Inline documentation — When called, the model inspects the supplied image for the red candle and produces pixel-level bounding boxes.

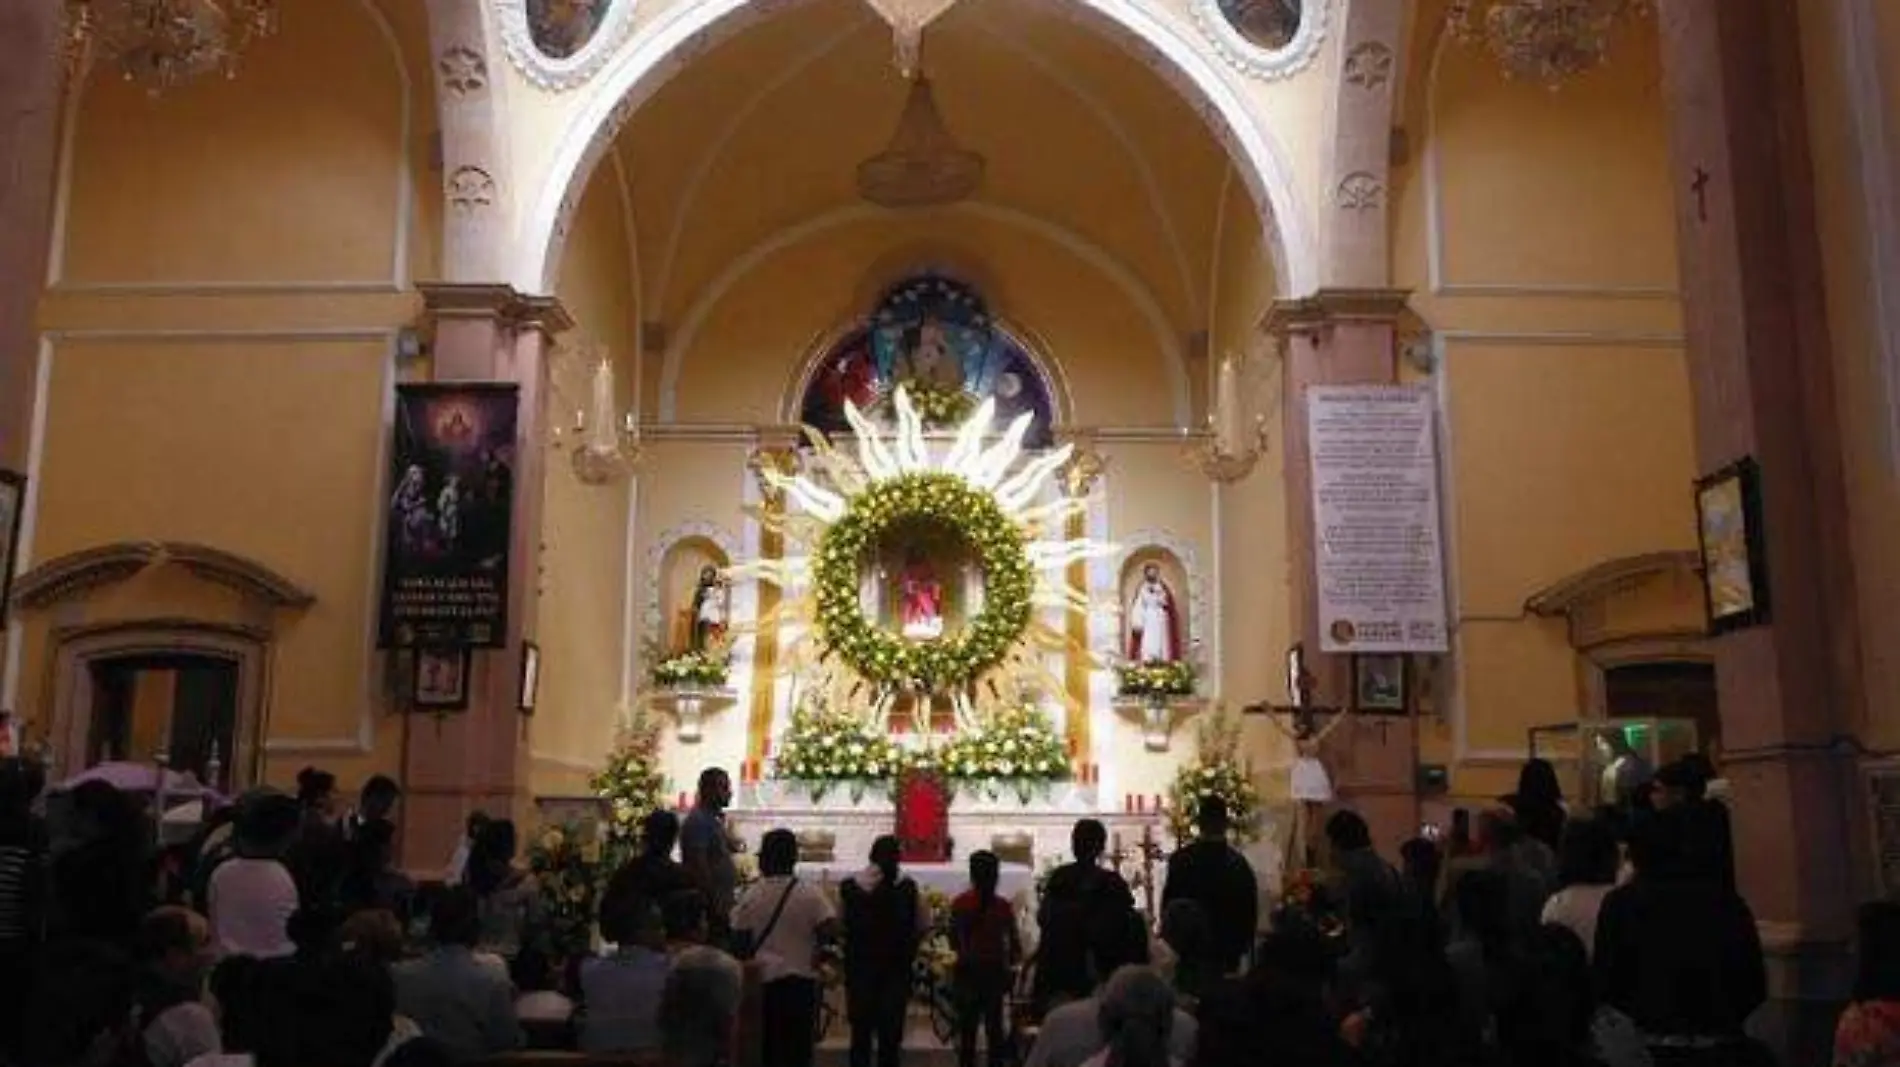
[678,791,689,809]
[1154,793,1164,812]
[1123,793,1132,813]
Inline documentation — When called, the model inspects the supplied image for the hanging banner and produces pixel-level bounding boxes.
[378,383,519,649]
[1307,384,1448,654]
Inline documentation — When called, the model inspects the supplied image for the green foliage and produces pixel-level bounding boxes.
[1166,710,1263,845]
[1116,660,1197,698]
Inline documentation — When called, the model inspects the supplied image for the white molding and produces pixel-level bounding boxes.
[656,200,1191,427]
[515,0,1319,298]
[1190,0,1332,82]
[5,326,401,755]
[1436,330,1685,349]
[530,750,604,773]
[1113,528,1211,669]
[652,19,863,313]
[1837,0,1900,472]
[978,24,1203,324]
[45,0,413,294]
[496,0,642,92]
[1419,24,1678,302]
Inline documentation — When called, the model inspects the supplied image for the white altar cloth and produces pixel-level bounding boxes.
[794,861,1035,903]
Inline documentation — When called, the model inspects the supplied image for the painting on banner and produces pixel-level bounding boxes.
[1307,384,1448,654]
[379,383,520,649]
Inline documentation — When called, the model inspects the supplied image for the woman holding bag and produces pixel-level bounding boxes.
[732,829,838,1067]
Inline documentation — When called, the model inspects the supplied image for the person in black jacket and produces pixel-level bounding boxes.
[1034,819,1135,1012]
[840,835,927,1067]
[1161,797,1257,975]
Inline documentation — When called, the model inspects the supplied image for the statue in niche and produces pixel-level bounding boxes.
[1217,0,1302,51]
[1125,563,1182,663]
[898,552,945,640]
[690,565,728,651]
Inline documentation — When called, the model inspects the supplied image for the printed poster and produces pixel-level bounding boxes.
[379,383,519,648]
[1307,384,1449,653]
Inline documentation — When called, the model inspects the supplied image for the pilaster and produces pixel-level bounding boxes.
[0,5,63,470]
[401,282,571,868]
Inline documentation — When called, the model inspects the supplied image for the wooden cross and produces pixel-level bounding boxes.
[1691,167,1712,222]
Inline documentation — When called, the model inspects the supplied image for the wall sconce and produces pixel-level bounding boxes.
[1184,351,1269,483]
[561,351,641,486]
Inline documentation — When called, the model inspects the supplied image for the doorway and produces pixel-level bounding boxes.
[87,653,240,791]
[1604,660,1720,756]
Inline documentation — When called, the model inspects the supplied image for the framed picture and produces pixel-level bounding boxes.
[1694,457,1771,633]
[517,641,540,714]
[413,647,472,711]
[1353,653,1406,713]
[0,471,21,632]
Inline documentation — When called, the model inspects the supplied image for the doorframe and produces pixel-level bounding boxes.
[47,618,270,789]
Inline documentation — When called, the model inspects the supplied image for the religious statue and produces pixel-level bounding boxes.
[690,565,728,651]
[1125,564,1181,663]
[1593,730,1653,808]
[892,317,964,390]
[436,474,462,548]
[899,553,945,640]
[391,464,433,553]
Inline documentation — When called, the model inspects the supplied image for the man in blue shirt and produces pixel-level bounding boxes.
[680,767,737,942]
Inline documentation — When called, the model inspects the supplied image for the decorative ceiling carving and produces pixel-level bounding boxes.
[1191,0,1331,81]
[495,0,641,92]
[11,540,316,612]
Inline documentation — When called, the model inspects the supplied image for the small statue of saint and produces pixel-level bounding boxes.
[899,553,945,640]
[1125,563,1182,663]
[690,565,727,651]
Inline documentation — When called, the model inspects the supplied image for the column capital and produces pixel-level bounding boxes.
[416,281,575,334]
[1261,287,1417,339]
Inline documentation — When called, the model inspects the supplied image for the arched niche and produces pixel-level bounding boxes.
[785,273,1067,448]
[1118,546,1194,664]
[644,524,740,657]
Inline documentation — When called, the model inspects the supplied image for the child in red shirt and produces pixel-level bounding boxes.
[951,851,1020,1067]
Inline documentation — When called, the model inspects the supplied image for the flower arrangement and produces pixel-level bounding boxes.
[648,637,732,688]
[811,472,1034,691]
[771,699,908,797]
[1276,868,1346,942]
[887,382,976,426]
[526,821,610,956]
[590,705,667,852]
[1166,710,1262,845]
[913,885,959,989]
[931,704,1070,798]
[1116,659,1197,698]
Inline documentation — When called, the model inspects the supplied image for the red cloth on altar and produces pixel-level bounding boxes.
[895,770,950,863]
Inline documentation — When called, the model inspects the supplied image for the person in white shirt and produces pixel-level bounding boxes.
[393,888,523,1060]
[443,810,490,887]
[1539,816,1621,961]
[207,794,301,960]
[580,894,672,1053]
[1079,967,1181,1067]
[732,829,838,1067]
[1026,911,1198,1067]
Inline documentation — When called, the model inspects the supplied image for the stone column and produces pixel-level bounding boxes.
[1656,0,1866,1057]
[401,283,569,868]
[1266,289,1420,853]
[0,7,61,472]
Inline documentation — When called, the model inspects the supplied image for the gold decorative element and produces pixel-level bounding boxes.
[747,446,801,508]
[1447,0,1650,87]
[856,77,985,209]
[1055,431,1108,498]
[63,0,279,94]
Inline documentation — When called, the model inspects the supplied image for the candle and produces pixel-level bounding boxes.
[1123,793,1133,814]
[678,791,689,810]
[1215,354,1242,456]
[588,356,619,453]
[1154,793,1164,812]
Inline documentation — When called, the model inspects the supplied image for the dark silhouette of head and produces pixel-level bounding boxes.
[662,889,709,945]
[1856,901,1900,1003]
[359,775,402,821]
[1072,818,1108,862]
[1324,809,1372,854]
[429,887,482,948]
[870,834,902,882]
[1515,758,1563,807]
[643,809,681,856]
[1196,796,1231,838]
[697,767,731,810]
[1556,817,1620,889]
[760,829,798,877]
[970,850,1001,901]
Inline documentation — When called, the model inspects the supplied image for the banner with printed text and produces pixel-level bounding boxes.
[378,383,519,649]
[1307,384,1448,654]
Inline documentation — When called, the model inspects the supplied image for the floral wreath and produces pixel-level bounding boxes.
[811,471,1033,691]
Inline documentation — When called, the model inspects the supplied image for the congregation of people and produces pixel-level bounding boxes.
[3,751,1899,1067]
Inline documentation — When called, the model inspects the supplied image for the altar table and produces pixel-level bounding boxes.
[794,860,1036,903]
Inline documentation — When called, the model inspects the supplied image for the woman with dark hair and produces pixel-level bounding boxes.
[952,851,1020,1067]
[465,818,543,962]
[841,835,928,1067]
[286,766,347,907]
[340,818,414,919]
[53,780,150,942]
[1834,901,1900,1067]
[733,828,837,1067]
[1508,758,1567,852]
[1541,817,1620,961]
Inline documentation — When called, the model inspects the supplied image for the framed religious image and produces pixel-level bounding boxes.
[0,470,22,632]
[1353,654,1406,713]
[1695,457,1770,633]
[413,647,472,712]
[517,641,540,714]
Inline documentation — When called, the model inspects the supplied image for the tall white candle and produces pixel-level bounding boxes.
[588,355,618,452]
[1216,354,1242,455]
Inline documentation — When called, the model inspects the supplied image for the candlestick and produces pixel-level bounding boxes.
[1215,353,1242,456]
[588,356,619,453]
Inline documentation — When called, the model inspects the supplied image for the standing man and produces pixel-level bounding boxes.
[680,767,738,944]
[343,774,402,841]
[1162,797,1258,975]
[1034,819,1134,1012]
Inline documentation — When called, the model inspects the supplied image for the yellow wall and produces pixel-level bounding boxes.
[1395,17,1701,803]
[16,0,434,792]
[531,167,640,796]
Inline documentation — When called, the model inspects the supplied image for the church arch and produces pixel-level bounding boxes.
[512,0,1318,300]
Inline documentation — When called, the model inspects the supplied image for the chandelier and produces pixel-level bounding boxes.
[856,76,985,209]
[63,0,280,94]
[1447,0,1649,87]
